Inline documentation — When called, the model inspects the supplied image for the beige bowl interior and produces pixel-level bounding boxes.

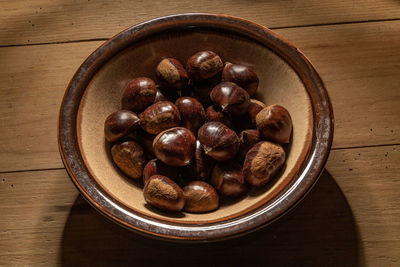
[78,30,312,223]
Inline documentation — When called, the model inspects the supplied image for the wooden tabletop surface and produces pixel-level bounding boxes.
[1,1,400,266]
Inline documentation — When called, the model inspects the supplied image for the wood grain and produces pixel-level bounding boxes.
[0,145,398,266]
[1,0,400,46]
[1,20,399,172]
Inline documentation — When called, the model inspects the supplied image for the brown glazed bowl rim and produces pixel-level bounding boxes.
[58,13,334,242]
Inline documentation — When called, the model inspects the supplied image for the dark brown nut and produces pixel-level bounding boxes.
[210,82,250,116]
[156,58,188,90]
[121,77,157,112]
[153,127,196,167]
[104,110,140,142]
[198,121,239,161]
[211,160,247,197]
[205,105,233,128]
[237,129,261,162]
[111,140,146,179]
[140,101,181,135]
[183,181,219,213]
[256,105,292,144]
[154,86,180,103]
[143,175,185,212]
[175,97,206,134]
[143,159,181,185]
[186,51,223,81]
[221,63,259,96]
[248,99,267,126]
[193,140,215,180]
[243,141,286,187]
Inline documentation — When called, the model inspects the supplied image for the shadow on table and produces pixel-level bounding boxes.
[60,170,363,266]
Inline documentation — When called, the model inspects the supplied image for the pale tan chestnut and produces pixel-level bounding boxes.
[243,141,286,186]
[183,181,219,213]
[143,175,185,212]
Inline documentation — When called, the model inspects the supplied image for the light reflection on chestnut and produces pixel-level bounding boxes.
[186,51,223,81]
[211,160,247,197]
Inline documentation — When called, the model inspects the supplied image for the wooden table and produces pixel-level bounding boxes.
[1,1,399,266]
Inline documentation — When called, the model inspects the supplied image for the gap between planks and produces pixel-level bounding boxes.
[1,17,400,49]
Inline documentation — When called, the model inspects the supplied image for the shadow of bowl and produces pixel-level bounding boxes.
[61,170,362,266]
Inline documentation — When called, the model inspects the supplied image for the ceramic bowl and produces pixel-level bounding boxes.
[58,13,334,242]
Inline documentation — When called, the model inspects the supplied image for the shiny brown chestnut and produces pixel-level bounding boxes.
[183,181,219,213]
[186,51,223,81]
[121,77,157,112]
[237,129,261,162]
[104,110,140,142]
[221,63,259,96]
[156,58,188,90]
[153,127,196,167]
[256,104,293,144]
[248,99,267,126]
[205,105,233,128]
[193,140,215,180]
[211,160,247,197]
[243,141,286,187]
[143,159,181,185]
[143,175,185,212]
[111,140,146,179]
[197,121,239,161]
[140,101,181,135]
[175,97,206,134]
[210,82,250,116]
[154,86,180,103]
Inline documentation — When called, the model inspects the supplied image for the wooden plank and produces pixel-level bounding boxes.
[0,0,400,46]
[0,145,399,266]
[1,20,399,172]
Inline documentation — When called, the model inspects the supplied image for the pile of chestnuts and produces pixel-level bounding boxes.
[104,51,292,213]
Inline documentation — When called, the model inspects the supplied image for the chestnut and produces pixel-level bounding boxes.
[154,86,180,103]
[104,110,140,142]
[256,104,292,144]
[143,175,185,212]
[175,97,206,134]
[248,99,267,126]
[211,160,247,197]
[205,105,233,128]
[237,129,261,162]
[243,141,286,187]
[183,181,219,213]
[156,58,188,90]
[143,159,181,185]
[186,51,223,81]
[111,140,146,179]
[121,77,157,112]
[210,82,250,116]
[140,101,181,135]
[193,140,215,180]
[153,127,196,167]
[197,121,239,161]
[221,63,259,96]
